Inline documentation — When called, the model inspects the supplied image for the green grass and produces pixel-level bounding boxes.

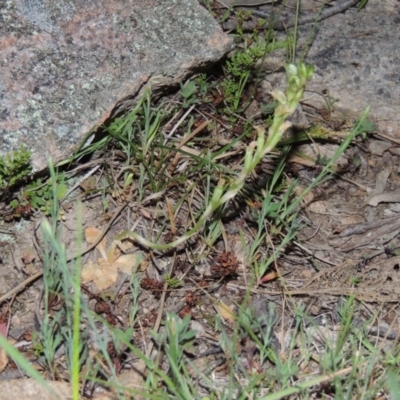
[2,2,396,399]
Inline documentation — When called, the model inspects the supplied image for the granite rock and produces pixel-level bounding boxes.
[0,0,233,171]
[305,0,400,136]
[254,0,399,138]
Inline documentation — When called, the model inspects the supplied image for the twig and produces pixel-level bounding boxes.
[376,132,400,146]
[165,104,196,140]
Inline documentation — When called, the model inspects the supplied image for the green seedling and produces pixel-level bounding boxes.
[353,117,376,139]
[151,314,197,395]
[194,73,210,96]
[21,175,68,218]
[165,274,182,288]
[220,33,286,117]
[358,0,369,10]
[235,8,253,35]
[179,80,198,109]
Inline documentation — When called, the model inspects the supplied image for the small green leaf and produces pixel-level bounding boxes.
[354,118,376,134]
[56,184,68,200]
[180,81,197,99]
[29,199,38,208]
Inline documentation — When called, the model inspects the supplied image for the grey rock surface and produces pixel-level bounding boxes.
[0,0,233,171]
[256,0,399,137]
[305,0,400,136]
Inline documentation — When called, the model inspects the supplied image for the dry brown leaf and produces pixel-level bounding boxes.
[215,302,235,323]
[82,251,141,291]
[139,208,152,219]
[260,271,279,283]
[79,176,97,192]
[21,247,36,264]
[139,259,149,272]
[113,254,140,275]
[85,226,107,259]
[82,228,141,291]
[85,226,102,243]
[81,260,119,291]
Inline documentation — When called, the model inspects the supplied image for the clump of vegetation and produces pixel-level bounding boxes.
[7,174,68,219]
[0,146,31,189]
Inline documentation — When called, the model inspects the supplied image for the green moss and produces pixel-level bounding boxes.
[0,146,32,189]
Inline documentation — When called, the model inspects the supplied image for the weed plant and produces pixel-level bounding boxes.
[0,146,31,190]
